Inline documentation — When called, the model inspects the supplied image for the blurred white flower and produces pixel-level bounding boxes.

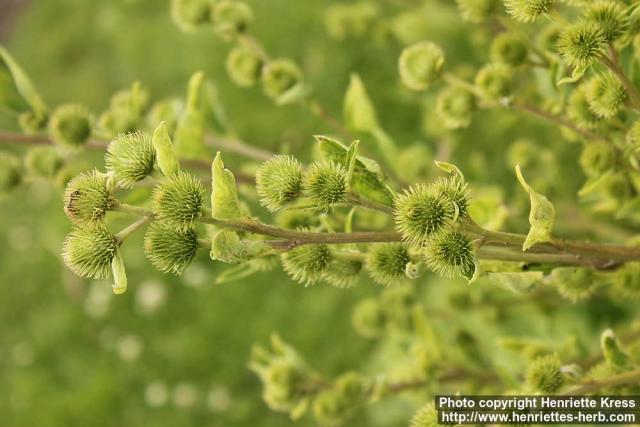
[135,281,167,315]
[145,381,169,407]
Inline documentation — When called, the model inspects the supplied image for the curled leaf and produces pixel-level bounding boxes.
[210,230,271,263]
[111,251,128,295]
[211,152,241,220]
[152,122,180,176]
[516,164,555,251]
[557,64,587,86]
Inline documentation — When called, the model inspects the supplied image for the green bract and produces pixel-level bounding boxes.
[152,171,205,231]
[256,155,303,212]
[62,224,118,279]
[144,222,199,275]
[366,243,411,286]
[302,161,348,211]
[281,244,332,286]
[63,169,114,225]
[105,132,156,188]
[398,41,445,91]
[394,184,458,245]
[48,103,93,147]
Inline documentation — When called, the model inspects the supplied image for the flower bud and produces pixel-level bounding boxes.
[261,59,303,102]
[505,0,554,23]
[435,85,476,129]
[612,262,640,298]
[586,72,627,119]
[456,0,501,23]
[394,184,458,245]
[152,171,205,231]
[526,354,564,393]
[144,222,199,275]
[302,161,348,211]
[579,142,616,177]
[171,0,213,32]
[105,132,156,188]
[63,170,114,225]
[98,109,137,138]
[323,259,362,289]
[539,24,561,54]
[398,41,445,91]
[18,110,48,134]
[281,244,331,286]
[324,2,378,40]
[433,176,469,217]
[474,63,513,101]
[48,103,93,147]
[211,1,252,41]
[410,403,439,427]
[226,46,263,87]
[366,243,411,286]
[558,21,606,69]
[256,155,303,212]
[491,33,528,66]
[351,298,385,338]
[549,267,594,302]
[424,229,476,279]
[0,151,22,194]
[24,146,63,178]
[62,224,118,279]
[584,1,628,43]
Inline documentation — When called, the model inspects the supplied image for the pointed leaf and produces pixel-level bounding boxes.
[152,122,180,176]
[0,46,48,115]
[211,152,241,219]
[344,73,379,133]
[516,165,555,251]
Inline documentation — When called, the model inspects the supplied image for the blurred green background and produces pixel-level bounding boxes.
[0,0,627,426]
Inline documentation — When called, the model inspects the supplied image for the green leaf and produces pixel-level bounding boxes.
[152,122,181,176]
[275,83,311,106]
[111,251,128,295]
[0,46,48,116]
[516,164,555,251]
[557,64,587,86]
[174,71,208,159]
[210,230,271,264]
[344,140,359,184]
[488,271,543,294]
[434,160,464,178]
[211,152,241,220]
[344,73,379,133]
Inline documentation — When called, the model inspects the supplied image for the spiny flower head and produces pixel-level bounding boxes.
[526,354,564,393]
[0,151,22,194]
[394,184,458,245]
[366,243,411,286]
[62,224,118,279]
[105,131,156,188]
[539,24,562,54]
[505,0,554,23]
[152,171,205,231]
[410,402,439,427]
[211,0,253,41]
[323,259,362,289]
[567,84,603,130]
[48,103,93,147]
[456,0,501,23]
[625,121,640,169]
[474,63,513,101]
[586,72,627,119]
[63,169,114,225]
[433,176,469,217]
[584,1,628,43]
[281,243,332,286]
[491,33,529,66]
[144,222,199,275]
[302,161,348,211]
[25,146,63,178]
[256,155,303,212]
[261,59,303,101]
[226,45,263,87]
[435,85,476,129]
[557,21,606,69]
[171,0,213,32]
[399,41,445,91]
[579,141,616,177]
[424,229,476,279]
[550,267,594,302]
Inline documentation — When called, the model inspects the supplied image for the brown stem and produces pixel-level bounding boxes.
[561,368,640,395]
